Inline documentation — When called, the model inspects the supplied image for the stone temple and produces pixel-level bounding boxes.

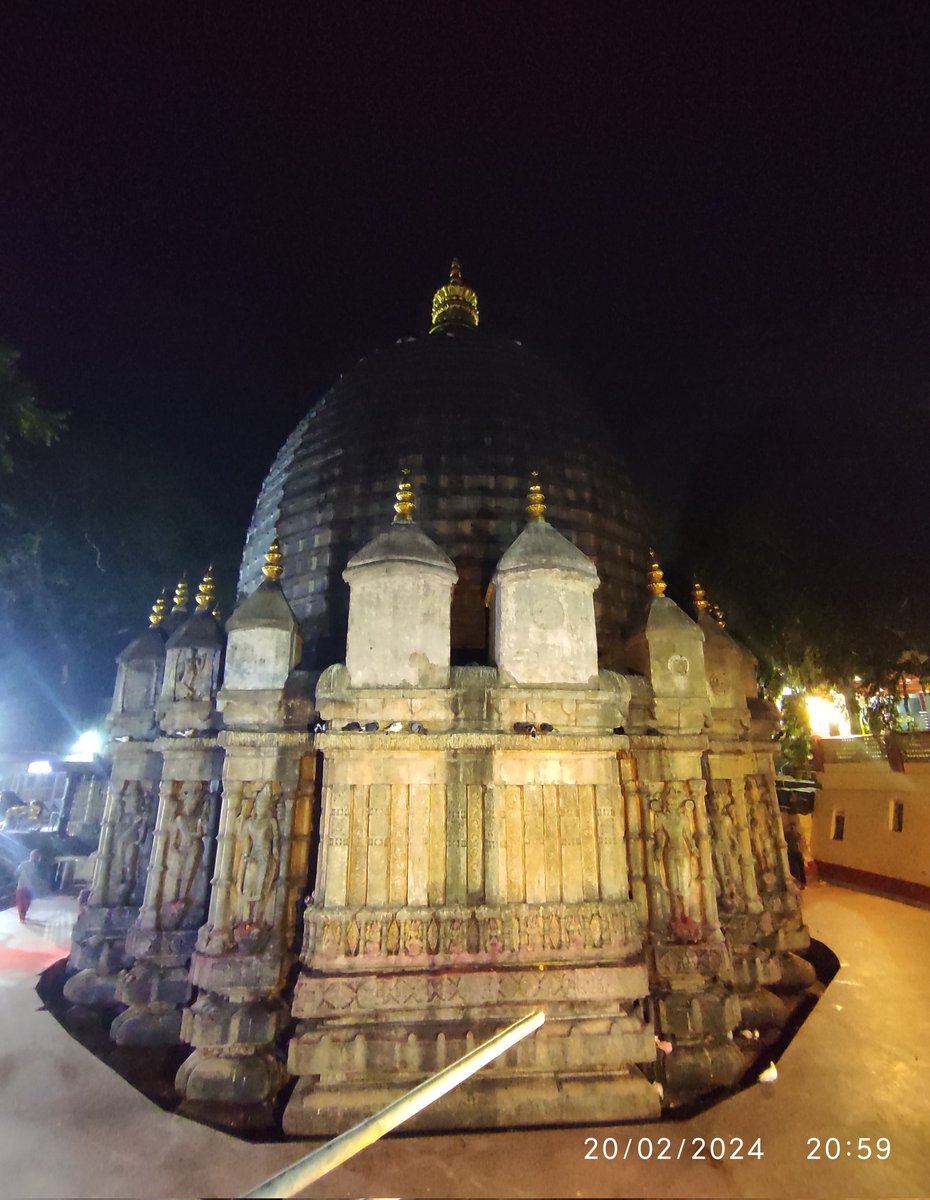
[63,262,815,1134]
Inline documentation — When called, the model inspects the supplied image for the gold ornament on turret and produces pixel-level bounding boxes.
[392,468,415,523]
[195,565,217,611]
[647,550,667,597]
[710,601,726,628]
[262,538,284,582]
[692,580,710,613]
[430,258,479,333]
[149,590,169,627]
[526,471,547,522]
[172,575,189,613]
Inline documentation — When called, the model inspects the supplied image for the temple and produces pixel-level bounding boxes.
[63,262,815,1133]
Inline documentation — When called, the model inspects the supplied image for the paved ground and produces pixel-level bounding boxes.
[0,884,925,1199]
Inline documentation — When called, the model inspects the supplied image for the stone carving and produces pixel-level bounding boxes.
[174,648,214,701]
[650,783,698,922]
[234,783,281,927]
[110,781,153,905]
[304,899,640,967]
[707,781,742,912]
[745,775,778,891]
[162,781,209,919]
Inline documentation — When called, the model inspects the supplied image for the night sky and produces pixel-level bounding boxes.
[1,3,929,748]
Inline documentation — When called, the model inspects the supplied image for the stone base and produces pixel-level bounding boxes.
[772,951,817,992]
[178,1096,279,1134]
[736,988,788,1030]
[67,905,137,979]
[63,968,121,1008]
[283,1067,659,1136]
[659,1040,745,1096]
[110,1002,183,1046]
[176,1048,288,1107]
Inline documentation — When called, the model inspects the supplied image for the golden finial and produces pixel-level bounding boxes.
[212,605,222,621]
[525,471,547,522]
[430,258,479,333]
[392,468,415,523]
[262,538,284,582]
[647,549,667,597]
[692,580,710,613]
[710,602,726,628]
[171,575,189,613]
[195,565,216,611]
[149,589,169,627]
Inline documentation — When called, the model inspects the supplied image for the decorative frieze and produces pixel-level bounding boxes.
[302,898,641,971]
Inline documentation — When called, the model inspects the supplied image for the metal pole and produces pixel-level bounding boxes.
[241,1010,545,1199]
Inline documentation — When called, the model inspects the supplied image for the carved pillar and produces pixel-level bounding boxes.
[64,596,167,1010]
[627,738,742,1100]
[619,754,648,922]
[110,741,223,1044]
[176,732,315,1124]
[64,742,161,1006]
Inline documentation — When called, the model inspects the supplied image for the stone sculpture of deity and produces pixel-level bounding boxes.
[708,781,742,911]
[745,776,777,888]
[112,782,150,904]
[651,785,698,919]
[162,781,208,912]
[175,648,212,701]
[234,784,281,926]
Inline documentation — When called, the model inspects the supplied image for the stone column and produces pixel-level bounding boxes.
[111,575,226,1044]
[64,742,161,1006]
[64,596,167,1009]
[624,737,743,1100]
[110,740,223,1043]
[174,541,316,1125]
[176,732,315,1126]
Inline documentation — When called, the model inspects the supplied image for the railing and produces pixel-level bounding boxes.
[813,731,930,773]
[241,1009,546,1199]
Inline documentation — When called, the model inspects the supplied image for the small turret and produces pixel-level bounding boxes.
[342,471,458,688]
[489,474,600,687]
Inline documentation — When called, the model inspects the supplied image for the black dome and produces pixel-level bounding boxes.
[239,330,650,669]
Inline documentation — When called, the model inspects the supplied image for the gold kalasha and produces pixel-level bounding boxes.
[392,469,415,523]
[647,550,668,597]
[526,471,547,522]
[196,565,217,611]
[430,258,479,333]
[262,538,284,582]
[149,590,169,627]
[172,575,189,613]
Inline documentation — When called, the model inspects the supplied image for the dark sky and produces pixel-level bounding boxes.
[1,2,929,744]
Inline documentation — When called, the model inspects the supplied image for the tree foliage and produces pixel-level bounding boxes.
[0,341,66,472]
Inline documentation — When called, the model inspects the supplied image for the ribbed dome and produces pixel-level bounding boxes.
[238,330,651,669]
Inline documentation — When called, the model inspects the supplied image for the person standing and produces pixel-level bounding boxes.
[15,849,43,922]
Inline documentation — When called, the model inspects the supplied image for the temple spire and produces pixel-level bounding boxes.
[647,550,667,597]
[525,471,547,522]
[149,589,169,627]
[430,258,479,333]
[195,565,217,612]
[171,575,189,613]
[262,538,284,583]
[692,580,710,613]
[392,468,415,523]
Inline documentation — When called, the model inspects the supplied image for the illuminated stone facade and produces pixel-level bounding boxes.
[64,265,814,1132]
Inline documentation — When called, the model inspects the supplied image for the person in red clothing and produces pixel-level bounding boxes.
[14,850,42,922]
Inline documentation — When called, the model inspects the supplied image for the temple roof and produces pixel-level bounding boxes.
[239,276,650,668]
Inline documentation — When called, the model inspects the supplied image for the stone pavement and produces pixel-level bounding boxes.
[0,885,925,1199]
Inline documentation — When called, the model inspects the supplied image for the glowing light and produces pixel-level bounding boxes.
[27,760,53,775]
[67,730,102,761]
[805,692,852,738]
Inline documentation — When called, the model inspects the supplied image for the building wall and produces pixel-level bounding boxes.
[811,742,930,899]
